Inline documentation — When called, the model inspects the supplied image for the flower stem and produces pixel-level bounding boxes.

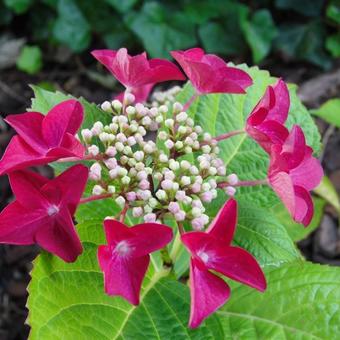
[119,203,129,223]
[79,193,112,204]
[218,178,268,188]
[183,93,198,111]
[57,154,102,163]
[212,129,245,143]
[177,222,185,235]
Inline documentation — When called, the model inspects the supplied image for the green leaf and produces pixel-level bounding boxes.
[275,21,332,69]
[177,65,321,208]
[30,85,112,131]
[27,221,222,339]
[241,9,278,63]
[326,34,340,58]
[53,0,91,52]
[311,98,340,127]
[4,0,33,14]
[16,45,42,75]
[272,197,326,242]
[105,0,137,13]
[314,176,340,214]
[326,0,340,24]
[218,261,340,339]
[124,2,197,58]
[275,0,324,17]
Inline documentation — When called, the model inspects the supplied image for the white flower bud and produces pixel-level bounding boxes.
[105,146,117,157]
[123,146,132,155]
[217,166,227,176]
[175,190,186,201]
[227,174,239,186]
[159,105,168,113]
[192,207,202,218]
[118,115,128,125]
[132,207,143,218]
[92,121,104,135]
[81,129,92,142]
[115,142,124,152]
[92,185,105,195]
[127,136,136,146]
[155,115,163,123]
[158,131,168,140]
[156,190,167,200]
[144,213,157,223]
[115,196,126,207]
[126,106,136,115]
[184,137,194,146]
[173,102,183,112]
[172,182,179,191]
[165,119,174,128]
[88,145,99,156]
[149,198,158,208]
[202,145,211,154]
[202,183,211,192]
[180,160,190,170]
[164,140,174,149]
[135,162,145,171]
[138,126,146,136]
[112,99,122,112]
[144,167,152,175]
[161,179,173,190]
[192,141,200,150]
[124,93,135,104]
[109,123,119,133]
[224,186,236,196]
[118,168,128,177]
[120,155,128,164]
[159,154,168,163]
[142,116,152,126]
[176,111,188,122]
[89,163,102,181]
[186,118,194,127]
[154,172,163,181]
[189,165,199,175]
[199,160,210,170]
[108,185,116,194]
[178,126,187,135]
[101,101,112,112]
[209,179,217,189]
[169,159,180,171]
[168,202,180,214]
[109,168,119,179]
[144,205,153,213]
[181,176,191,186]
[175,210,186,221]
[208,167,217,176]
[164,170,175,181]
[149,107,158,117]
[134,151,145,162]
[175,141,183,150]
[138,190,151,201]
[122,176,131,185]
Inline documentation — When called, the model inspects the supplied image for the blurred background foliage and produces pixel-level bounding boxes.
[0,0,339,75]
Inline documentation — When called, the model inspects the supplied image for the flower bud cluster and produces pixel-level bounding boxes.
[82,87,236,231]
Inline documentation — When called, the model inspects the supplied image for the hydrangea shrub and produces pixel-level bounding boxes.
[0,48,339,339]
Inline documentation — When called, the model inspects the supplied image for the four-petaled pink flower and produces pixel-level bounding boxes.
[91,48,185,93]
[181,199,266,328]
[268,125,323,226]
[0,164,88,262]
[0,99,85,175]
[171,48,252,95]
[98,219,173,305]
[246,79,289,153]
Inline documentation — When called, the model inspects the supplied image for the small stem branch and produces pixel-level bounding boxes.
[170,231,182,263]
[183,93,198,111]
[57,154,102,163]
[80,193,112,204]
[119,203,129,223]
[209,129,245,144]
[177,222,185,235]
[218,178,268,188]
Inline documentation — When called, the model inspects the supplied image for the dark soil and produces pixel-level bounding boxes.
[0,54,340,339]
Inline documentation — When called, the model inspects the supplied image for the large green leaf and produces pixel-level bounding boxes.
[218,261,340,339]
[311,98,340,128]
[177,64,321,208]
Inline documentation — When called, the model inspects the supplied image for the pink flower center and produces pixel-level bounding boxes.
[197,250,209,264]
[114,241,131,257]
[47,205,59,216]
